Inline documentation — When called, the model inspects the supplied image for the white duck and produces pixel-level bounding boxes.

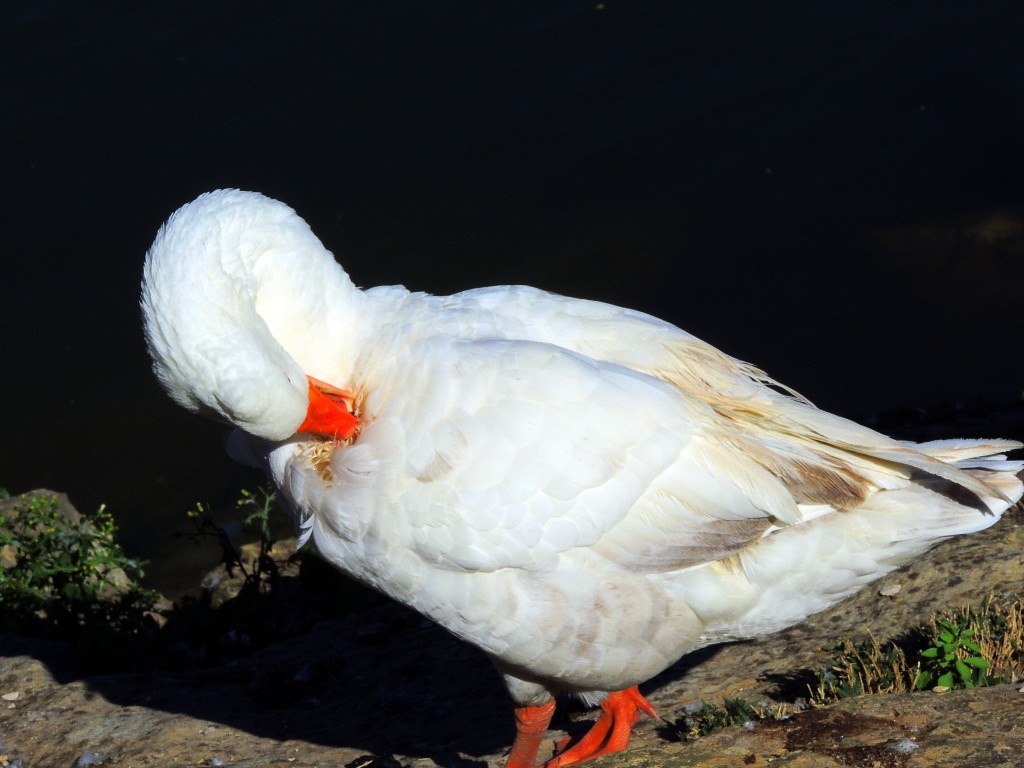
[142,189,1023,768]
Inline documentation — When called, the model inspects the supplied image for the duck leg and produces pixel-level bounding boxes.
[505,700,556,768]
[541,687,656,768]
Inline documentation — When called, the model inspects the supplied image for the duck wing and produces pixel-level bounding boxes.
[441,285,1018,512]
[334,331,935,582]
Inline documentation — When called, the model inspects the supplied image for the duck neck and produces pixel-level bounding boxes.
[243,231,368,389]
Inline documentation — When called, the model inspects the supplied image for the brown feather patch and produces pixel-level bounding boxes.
[618,517,773,573]
[767,458,870,508]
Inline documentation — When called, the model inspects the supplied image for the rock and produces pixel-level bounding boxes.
[200,539,302,610]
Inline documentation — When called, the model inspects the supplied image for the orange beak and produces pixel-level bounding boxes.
[296,376,359,439]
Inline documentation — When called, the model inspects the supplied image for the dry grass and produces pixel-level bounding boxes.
[960,598,1024,684]
[301,440,337,482]
[811,597,1024,705]
[811,634,919,703]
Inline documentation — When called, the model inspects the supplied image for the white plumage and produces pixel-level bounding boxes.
[142,189,1023,768]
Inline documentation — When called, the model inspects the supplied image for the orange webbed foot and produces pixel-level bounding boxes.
[541,687,656,768]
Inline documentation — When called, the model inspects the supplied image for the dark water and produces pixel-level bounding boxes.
[4,1,1024,595]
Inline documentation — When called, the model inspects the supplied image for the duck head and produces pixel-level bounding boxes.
[141,189,359,442]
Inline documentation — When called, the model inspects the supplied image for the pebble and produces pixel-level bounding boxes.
[74,752,106,767]
[890,738,918,754]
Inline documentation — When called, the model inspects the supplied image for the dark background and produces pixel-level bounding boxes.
[3,1,1023,594]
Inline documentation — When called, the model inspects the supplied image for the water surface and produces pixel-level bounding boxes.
[3,1,1023,594]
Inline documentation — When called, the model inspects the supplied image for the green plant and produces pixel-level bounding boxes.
[171,485,310,661]
[186,485,280,595]
[915,616,991,690]
[0,493,159,646]
[238,486,275,547]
